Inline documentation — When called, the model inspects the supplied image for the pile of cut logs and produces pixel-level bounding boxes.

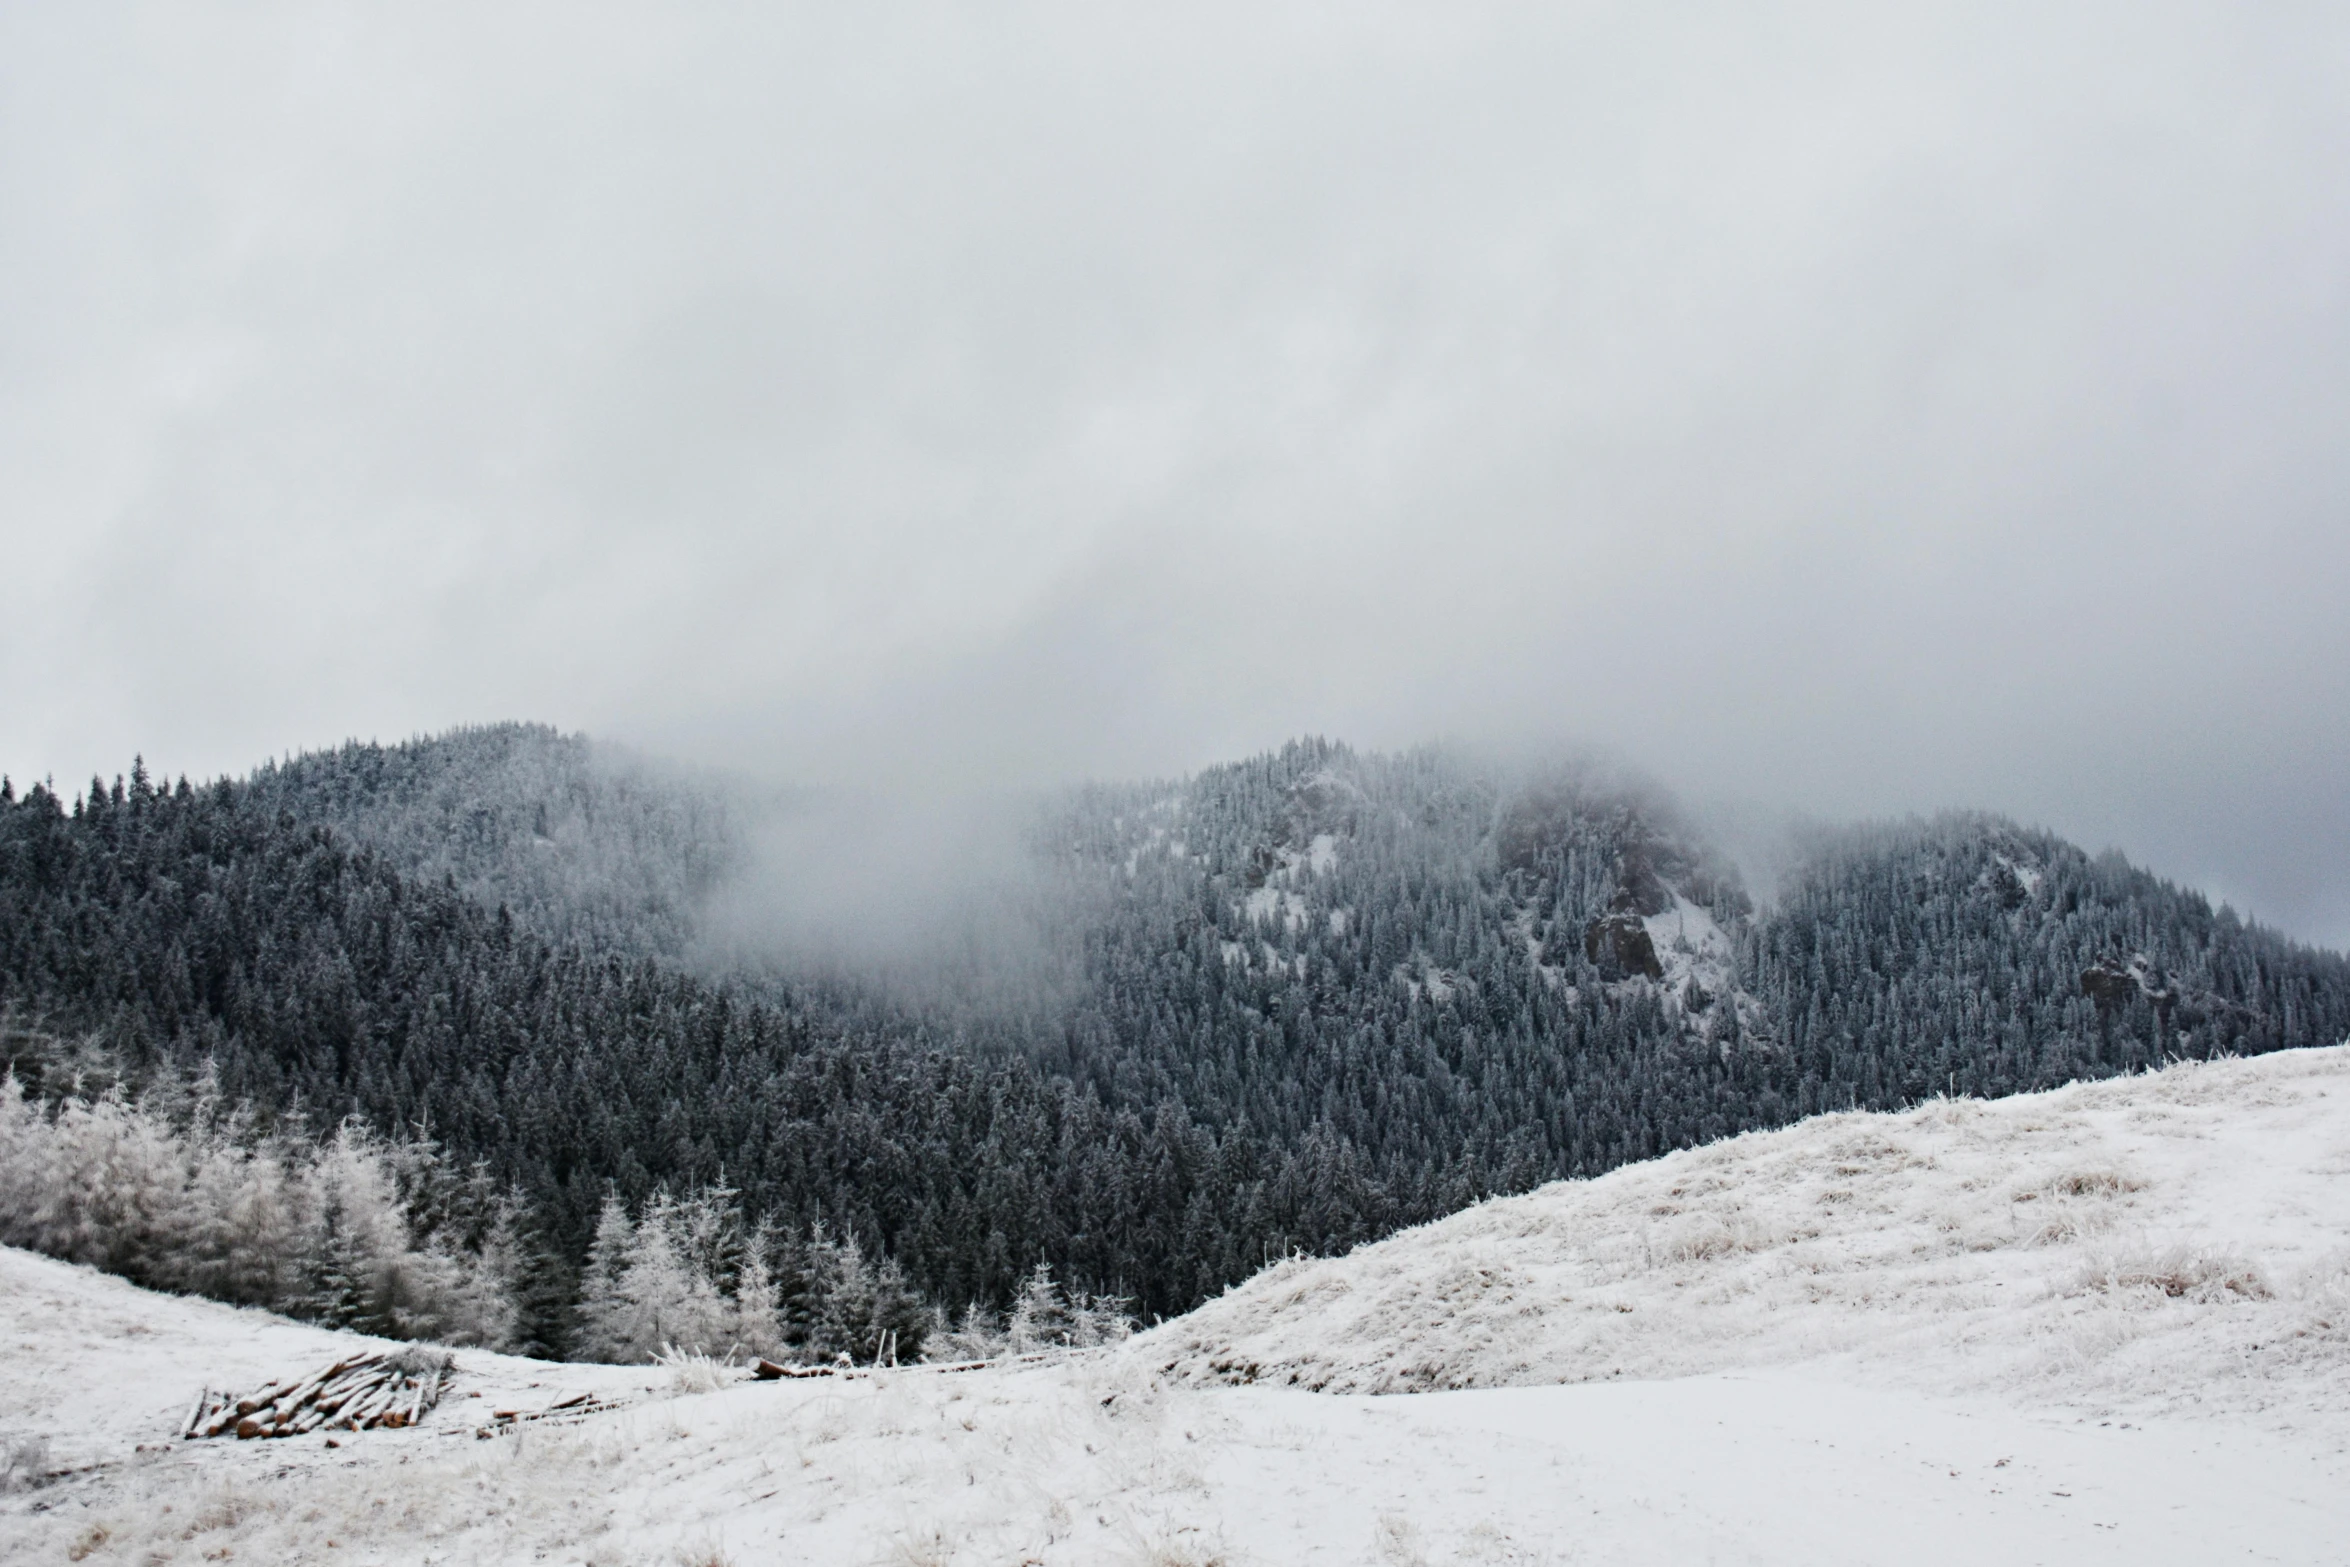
[183,1352,449,1440]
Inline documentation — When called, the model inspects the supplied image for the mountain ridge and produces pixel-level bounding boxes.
[3,723,2344,1351]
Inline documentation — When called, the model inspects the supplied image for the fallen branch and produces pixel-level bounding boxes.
[470,1391,621,1439]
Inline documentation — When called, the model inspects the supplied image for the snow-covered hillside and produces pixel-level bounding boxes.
[1147,1045,2350,1415]
[4,1049,2347,1565]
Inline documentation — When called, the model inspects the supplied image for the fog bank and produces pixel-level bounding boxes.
[3,4,2346,941]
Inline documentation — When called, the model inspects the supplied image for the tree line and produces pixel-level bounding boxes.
[4,730,2346,1358]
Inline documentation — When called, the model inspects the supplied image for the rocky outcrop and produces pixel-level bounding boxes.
[1495,774,1752,923]
[2079,960,2139,1009]
[2080,954,2179,1019]
[1584,902,1664,981]
[1244,770,1364,888]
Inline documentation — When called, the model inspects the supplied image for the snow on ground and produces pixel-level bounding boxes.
[1152,1046,2350,1416]
[1304,834,1339,875]
[1640,893,1733,1000]
[5,1048,2349,1564]
[1243,885,1309,935]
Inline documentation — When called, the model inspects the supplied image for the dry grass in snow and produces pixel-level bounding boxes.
[1146,1045,2350,1426]
[4,1047,2348,1565]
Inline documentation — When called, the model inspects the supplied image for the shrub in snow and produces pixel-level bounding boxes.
[2299,1252,2350,1336]
[929,1302,1008,1362]
[655,1345,739,1394]
[1660,1214,1776,1263]
[2074,1245,2274,1304]
[0,1434,50,1494]
[2040,1169,2147,1199]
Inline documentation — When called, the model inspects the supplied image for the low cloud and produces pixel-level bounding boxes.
[3,3,2345,942]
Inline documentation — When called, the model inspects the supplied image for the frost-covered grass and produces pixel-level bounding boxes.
[6,1047,2349,1565]
[1145,1047,2350,1434]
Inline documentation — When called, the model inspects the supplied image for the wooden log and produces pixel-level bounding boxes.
[322,1352,383,1387]
[318,1369,390,1416]
[233,1381,282,1417]
[337,1366,395,1403]
[379,1379,417,1429]
[182,1389,210,1440]
[277,1358,348,1414]
[350,1378,404,1428]
[312,1366,372,1405]
[198,1400,243,1439]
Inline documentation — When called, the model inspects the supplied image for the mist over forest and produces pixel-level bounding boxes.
[5,13,2348,1561]
[5,723,2344,1363]
[3,0,2347,1372]
[8,4,2350,954]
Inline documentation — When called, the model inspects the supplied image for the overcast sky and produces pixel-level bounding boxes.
[3,3,2347,943]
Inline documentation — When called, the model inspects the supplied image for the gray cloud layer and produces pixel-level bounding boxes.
[4,3,2347,941]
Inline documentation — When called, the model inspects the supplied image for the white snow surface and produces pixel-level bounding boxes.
[1151,1046,2350,1407]
[1994,851,2047,898]
[1305,833,1339,875]
[1243,884,1309,935]
[1640,891,1739,1014]
[6,1049,2349,1565]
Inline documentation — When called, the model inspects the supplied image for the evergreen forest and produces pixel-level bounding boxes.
[4,725,2346,1360]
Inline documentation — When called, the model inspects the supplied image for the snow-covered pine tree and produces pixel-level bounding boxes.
[732,1218,784,1359]
[931,1302,1007,1362]
[305,1196,372,1331]
[806,1229,877,1363]
[1006,1261,1075,1352]
[868,1255,928,1364]
[571,1192,636,1362]
[436,1200,526,1351]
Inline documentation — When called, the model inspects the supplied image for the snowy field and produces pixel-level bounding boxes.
[4,1047,2348,1565]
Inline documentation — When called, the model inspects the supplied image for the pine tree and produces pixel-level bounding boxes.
[306,1197,372,1330]
[573,1192,636,1361]
[1006,1262,1075,1353]
[732,1221,785,1359]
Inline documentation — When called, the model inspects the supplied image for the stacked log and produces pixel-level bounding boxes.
[183,1352,452,1440]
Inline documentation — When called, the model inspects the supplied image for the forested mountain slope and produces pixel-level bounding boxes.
[1750,815,2343,1099]
[235,725,744,961]
[2,730,2345,1354]
[0,766,1303,1331]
